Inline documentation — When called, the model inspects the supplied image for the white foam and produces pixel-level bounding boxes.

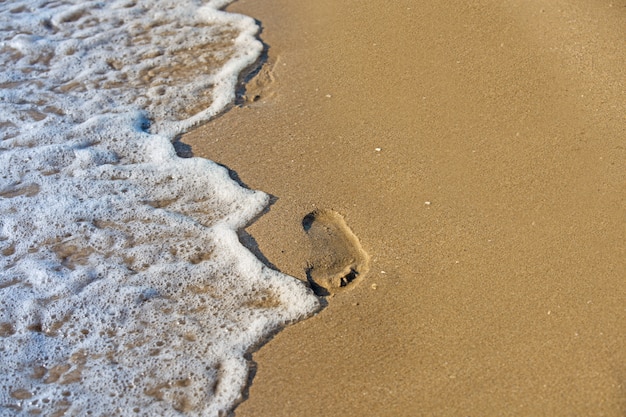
[0,1,319,415]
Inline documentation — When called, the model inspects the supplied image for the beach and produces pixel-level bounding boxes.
[184,0,626,415]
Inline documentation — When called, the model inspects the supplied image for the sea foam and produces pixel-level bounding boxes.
[0,1,319,415]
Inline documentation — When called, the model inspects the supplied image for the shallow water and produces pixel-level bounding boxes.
[0,1,319,415]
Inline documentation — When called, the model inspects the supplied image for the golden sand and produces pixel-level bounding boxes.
[184,0,626,415]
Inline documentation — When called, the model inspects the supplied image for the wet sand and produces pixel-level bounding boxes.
[184,0,626,415]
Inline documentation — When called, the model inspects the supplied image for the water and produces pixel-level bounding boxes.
[0,1,319,415]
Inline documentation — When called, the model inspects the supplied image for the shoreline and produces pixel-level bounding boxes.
[185,0,626,415]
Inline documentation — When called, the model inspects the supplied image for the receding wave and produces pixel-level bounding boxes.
[0,1,319,415]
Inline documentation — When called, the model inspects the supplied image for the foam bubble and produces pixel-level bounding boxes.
[0,1,319,415]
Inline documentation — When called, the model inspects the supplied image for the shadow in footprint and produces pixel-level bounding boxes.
[172,138,194,158]
[302,209,369,296]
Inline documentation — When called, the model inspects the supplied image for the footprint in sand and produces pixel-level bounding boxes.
[240,57,277,104]
[302,209,369,296]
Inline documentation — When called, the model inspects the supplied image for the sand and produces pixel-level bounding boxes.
[183,0,626,415]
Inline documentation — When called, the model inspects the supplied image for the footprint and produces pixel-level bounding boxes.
[240,57,277,105]
[302,209,369,296]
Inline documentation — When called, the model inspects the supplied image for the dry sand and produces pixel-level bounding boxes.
[184,0,626,415]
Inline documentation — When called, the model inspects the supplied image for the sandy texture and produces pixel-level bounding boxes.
[184,0,626,415]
